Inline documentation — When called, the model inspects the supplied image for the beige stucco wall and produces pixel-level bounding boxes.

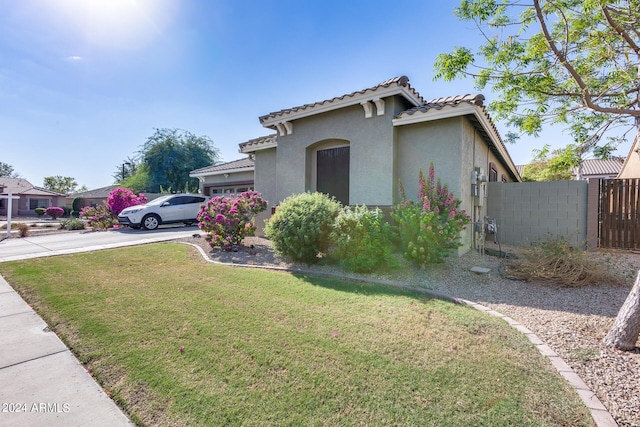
[394,117,516,253]
[273,97,409,206]
[618,154,640,178]
[253,148,277,234]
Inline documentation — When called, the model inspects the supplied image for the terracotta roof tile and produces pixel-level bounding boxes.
[398,94,485,117]
[259,76,423,124]
[190,157,255,175]
[0,177,66,196]
[238,134,278,153]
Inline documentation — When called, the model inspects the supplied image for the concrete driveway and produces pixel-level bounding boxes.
[0,225,200,262]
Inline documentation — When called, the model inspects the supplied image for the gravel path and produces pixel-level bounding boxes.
[182,234,640,427]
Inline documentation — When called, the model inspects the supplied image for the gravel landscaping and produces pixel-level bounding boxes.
[181,234,640,427]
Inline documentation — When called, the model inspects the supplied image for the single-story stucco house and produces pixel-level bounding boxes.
[194,76,521,253]
[0,177,67,217]
[66,185,119,208]
[190,156,256,196]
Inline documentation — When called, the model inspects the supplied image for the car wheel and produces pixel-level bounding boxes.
[142,214,160,230]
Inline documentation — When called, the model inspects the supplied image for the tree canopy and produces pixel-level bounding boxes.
[434,0,640,155]
[43,176,85,194]
[140,128,220,193]
[521,144,580,181]
[0,162,19,178]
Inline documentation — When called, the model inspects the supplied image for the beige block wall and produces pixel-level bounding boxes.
[486,181,589,247]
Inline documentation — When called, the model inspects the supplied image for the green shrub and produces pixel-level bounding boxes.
[80,204,117,230]
[62,206,72,218]
[59,218,85,231]
[35,208,46,216]
[264,192,341,263]
[330,205,397,273]
[392,163,470,267]
[72,197,88,213]
[44,206,64,220]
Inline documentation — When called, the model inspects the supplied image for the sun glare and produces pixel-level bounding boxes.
[48,0,176,51]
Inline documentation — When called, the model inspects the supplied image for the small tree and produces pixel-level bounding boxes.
[197,191,267,251]
[43,176,82,194]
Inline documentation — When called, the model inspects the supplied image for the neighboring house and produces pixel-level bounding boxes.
[517,158,623,181]
[190,156,256,196]
[0,177,67,217]
[618,133,640,178]
[237,76,520,253]
[66,185,118,208]
[573,158,624,180]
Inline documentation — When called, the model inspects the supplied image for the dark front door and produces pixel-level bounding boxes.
[317,146,349,205]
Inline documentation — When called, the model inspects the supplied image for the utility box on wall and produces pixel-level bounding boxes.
[472,167,487,207]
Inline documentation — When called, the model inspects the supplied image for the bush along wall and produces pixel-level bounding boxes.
[392,163,470,268]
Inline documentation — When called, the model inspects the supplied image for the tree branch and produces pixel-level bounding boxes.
[602,4,640,54]
[534,0,640,117]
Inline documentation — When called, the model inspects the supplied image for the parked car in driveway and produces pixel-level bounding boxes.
[118,194,209,230]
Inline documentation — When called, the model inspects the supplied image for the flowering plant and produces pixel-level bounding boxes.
[392,163,470,267]
[44,206,64,220]
[197,191,267,251]
[80,204,117,230]
[107,188,147,216]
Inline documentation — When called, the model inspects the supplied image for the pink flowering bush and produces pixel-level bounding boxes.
[197,191,267,251]
[107,188,147,216]
[44,206,64,220]
[80,204,117,230]
[391,163,470,267]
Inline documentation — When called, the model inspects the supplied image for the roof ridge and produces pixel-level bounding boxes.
[259,76,423,124]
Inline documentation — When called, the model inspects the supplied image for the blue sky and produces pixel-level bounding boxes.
[1,0,633,190]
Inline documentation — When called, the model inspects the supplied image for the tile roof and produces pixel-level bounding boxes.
[259,76,424,125]
[190,157,255,175]
[0,177,66,196]
[238,134,278,154]
[399,94,486,116]
[68,185,118,199]
[578,158,624,176]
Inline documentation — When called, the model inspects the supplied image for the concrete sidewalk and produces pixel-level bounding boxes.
[0,229,198,426]
[0,276,132,426]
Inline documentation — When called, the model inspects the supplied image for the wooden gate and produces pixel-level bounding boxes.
[599,178,640,249]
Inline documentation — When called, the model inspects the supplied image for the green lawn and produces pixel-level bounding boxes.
[0,243,594,426]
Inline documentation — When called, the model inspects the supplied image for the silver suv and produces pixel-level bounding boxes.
[118,194,209,230]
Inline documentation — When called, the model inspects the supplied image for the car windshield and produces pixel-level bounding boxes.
[145,195,174,206]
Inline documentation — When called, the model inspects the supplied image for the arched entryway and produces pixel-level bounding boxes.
[307,140,350,205]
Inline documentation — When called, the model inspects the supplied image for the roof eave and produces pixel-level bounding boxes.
[239,140,278,154]
[260,85,422,128]
[190,166,255,178]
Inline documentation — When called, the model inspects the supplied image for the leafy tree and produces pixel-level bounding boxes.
[435,0,640,350]
[434,0,640,155]
[43,176,84,194]
[119,164,150,194]
[140,128,220,193]
[521,144,580,181]
[0,162,19,178]
[113,156,140,183]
